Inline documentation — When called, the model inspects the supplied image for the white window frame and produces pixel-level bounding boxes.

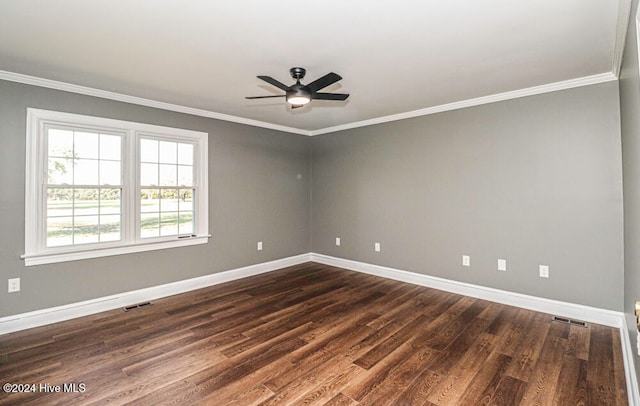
[23,108,209,266]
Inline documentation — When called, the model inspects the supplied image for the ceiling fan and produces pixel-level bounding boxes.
[245,67,349,109]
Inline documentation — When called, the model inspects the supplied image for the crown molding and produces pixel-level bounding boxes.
[613,0,633,77]
[0,70,617,137]
[0,70,311,136]
[310,72,618,136]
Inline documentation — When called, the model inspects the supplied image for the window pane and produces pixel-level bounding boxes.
[161,189,179,211]
[74,159,99,185]
[178,143,193,165]
[74,131,99,159]
[100,189,121,214]
[100,215,121,242]
[74,189,99,216]
[159,141,177,164]
[178,165,193,186]
[100,160,121,185]
[47,216,73,247]
[141,163,158,186]
[159,164,177,186]
[47,188,73,217]
[100,134,121,160]
[179,189,193,212]
[140,139,158,162]
[141,212,160,238]
[48,158,73,185]
[178,213,193,235]
[74,215,100,244]
[141,189,160,213]
[160,213,178,236]
[48,128,73,157]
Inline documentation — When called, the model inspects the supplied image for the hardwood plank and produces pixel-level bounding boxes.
[356,345,439,405]
[566,323,591,360]
[456,351,513,405]
[257,355,363,406]
[353,313,433,370]
[322,392,358,406]
[519,322,568,405]
[191,359,291,406]
[295,363,363,405]
[364,285,435,330]
[587,323,621,405]
[425,332,499,405]
[343,340,431,402]
[423,299,490,351]
[495,308,537,357]
[219,384,275,406]
[612,328,629,405]
[426,316,494,375]
[264,348,334,391]
[488,375,527,406]
[503,313,550,381]
[0,262,628,405]
[190,336,307,397]
[411,296,479,350]
[394,368,443,406]
[553,356,588,406]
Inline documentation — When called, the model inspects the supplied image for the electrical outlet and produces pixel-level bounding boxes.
[257,241,263,251]
[539,265,549,278]
[462,255,470,267]
[8,278,20,293]
[498,259,506,271]
[374,242,381,252]
[336,237,341,246]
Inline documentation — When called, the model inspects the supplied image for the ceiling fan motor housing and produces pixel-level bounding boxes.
[290,67,306,80]
[287,83,311,102]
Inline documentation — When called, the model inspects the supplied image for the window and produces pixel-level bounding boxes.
[23,109,208,266]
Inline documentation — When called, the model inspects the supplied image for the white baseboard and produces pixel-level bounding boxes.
[621,315,640,406]
[310,252,639,405]
[311,253,622,327]
[1,251,637,405]
[0,253,312,335]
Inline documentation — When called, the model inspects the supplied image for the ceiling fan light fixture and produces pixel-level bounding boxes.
[286,95,311,105]
[286,86,311,105]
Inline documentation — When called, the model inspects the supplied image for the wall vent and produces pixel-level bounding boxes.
[552,315,587,328]
[123,302,152,312]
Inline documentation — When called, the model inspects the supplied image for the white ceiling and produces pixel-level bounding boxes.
[0,1,631,134]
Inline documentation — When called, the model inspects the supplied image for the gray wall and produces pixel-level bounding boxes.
[311,81,624,311]
[620,0,640,384]
[0,69,627,320]
[0,79,311,317]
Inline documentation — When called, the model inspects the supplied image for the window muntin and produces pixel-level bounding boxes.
[24,109,209,266]
[139,137,196,239]
[45,126,123,247]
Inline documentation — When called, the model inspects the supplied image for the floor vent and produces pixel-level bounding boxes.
[123,302,152,312]
[552,315,587,328]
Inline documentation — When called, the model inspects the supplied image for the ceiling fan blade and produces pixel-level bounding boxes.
[257,76,290,91]
[291,104,305,109]
[245,95,286,99]
[306,72,342,93]
[312,92,349,101]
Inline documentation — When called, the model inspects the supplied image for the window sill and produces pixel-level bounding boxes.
[21,235,211,266]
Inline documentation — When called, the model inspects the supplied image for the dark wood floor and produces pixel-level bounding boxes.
[0,262,628,405]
